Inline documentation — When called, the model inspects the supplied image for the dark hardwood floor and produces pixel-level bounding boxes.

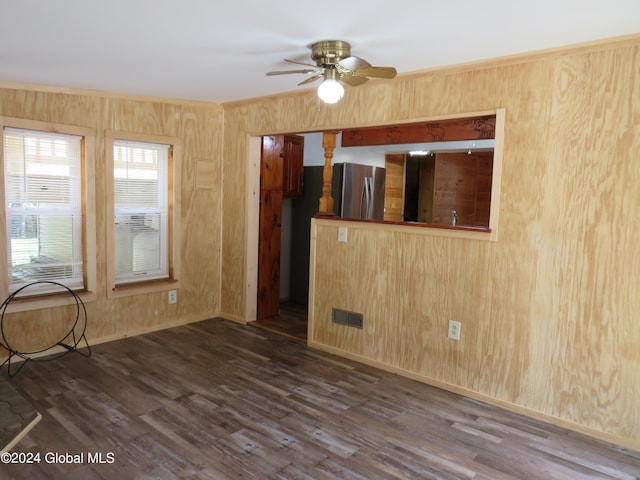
[1,318,639,479]
[250,301,308,343]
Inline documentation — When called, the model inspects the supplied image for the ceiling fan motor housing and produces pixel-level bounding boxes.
[311,40,351,66]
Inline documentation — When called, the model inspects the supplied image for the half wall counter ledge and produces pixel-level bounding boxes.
[0,281,91,377]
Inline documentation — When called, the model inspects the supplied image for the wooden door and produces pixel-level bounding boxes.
[257,135,283,320]
[283,135,304,198]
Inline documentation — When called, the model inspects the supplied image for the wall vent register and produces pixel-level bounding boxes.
[332,308,363,329]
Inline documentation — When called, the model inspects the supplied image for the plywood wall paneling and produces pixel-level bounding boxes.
[523,47,640,439]
[176,106,223,319]
[1,304,83,353]
[222,39,640,450]
[220,107,250,319]
[0,87,223,350]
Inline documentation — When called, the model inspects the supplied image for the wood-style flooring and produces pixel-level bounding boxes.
[0,318,639,479]
[250,301,308,343]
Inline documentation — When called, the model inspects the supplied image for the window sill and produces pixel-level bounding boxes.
[108,278,180,299]
[2,290,97,314]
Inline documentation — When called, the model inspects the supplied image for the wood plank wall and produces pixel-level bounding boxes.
[0,88,224,345]
[221,37,640,450]
[432,151,493,227]
[383,154,405,222]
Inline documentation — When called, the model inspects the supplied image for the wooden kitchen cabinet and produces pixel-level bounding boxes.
[282,134,304,198]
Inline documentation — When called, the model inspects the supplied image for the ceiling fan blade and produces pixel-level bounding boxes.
[337,56,371,72]
[298,74,323,86]
[353,66,397,79]
[266,69,318,76]
[284,58,317,68]
[339,75,369,87]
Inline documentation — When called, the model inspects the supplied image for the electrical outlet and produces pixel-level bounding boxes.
[168,290,177,304]
[448,320,461,341]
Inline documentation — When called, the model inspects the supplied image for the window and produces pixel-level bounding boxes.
[3,128,83,293]
[106,132,180,296]
[113,140,169,283]
[0,118,96,303]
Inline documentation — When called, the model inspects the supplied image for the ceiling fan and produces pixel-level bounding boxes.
[266,40,397,104]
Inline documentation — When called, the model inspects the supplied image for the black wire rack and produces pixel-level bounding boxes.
[0,281,91,377]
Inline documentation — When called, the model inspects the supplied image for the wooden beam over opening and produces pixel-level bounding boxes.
[341,115,496,147]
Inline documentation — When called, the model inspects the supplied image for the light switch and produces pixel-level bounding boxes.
[338,226,348,243]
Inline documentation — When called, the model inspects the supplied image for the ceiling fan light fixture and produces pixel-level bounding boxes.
[317,79,344,104]
[266,39,397,103]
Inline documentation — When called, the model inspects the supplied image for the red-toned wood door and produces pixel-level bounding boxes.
[282,135,304,198]
[257,135,283,320]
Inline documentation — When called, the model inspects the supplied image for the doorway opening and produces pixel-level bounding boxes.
[250,133,323,343]
[248,111,501,343]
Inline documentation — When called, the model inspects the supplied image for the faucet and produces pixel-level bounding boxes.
[451,210,457,226]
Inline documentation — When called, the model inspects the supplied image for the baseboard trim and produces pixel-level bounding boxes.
[217,313,247,325]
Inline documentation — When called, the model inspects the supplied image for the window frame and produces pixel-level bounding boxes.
[0,117,97,312]
[105,131,181,298]
[113,139,170,284]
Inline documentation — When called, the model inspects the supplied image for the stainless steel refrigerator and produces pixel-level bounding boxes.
[335,163,386,220]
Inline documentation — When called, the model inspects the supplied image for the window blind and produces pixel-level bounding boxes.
[3,127,84,294]
[113,140,169,283]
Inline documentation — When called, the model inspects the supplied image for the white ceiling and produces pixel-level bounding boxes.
[0,0,638,104]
